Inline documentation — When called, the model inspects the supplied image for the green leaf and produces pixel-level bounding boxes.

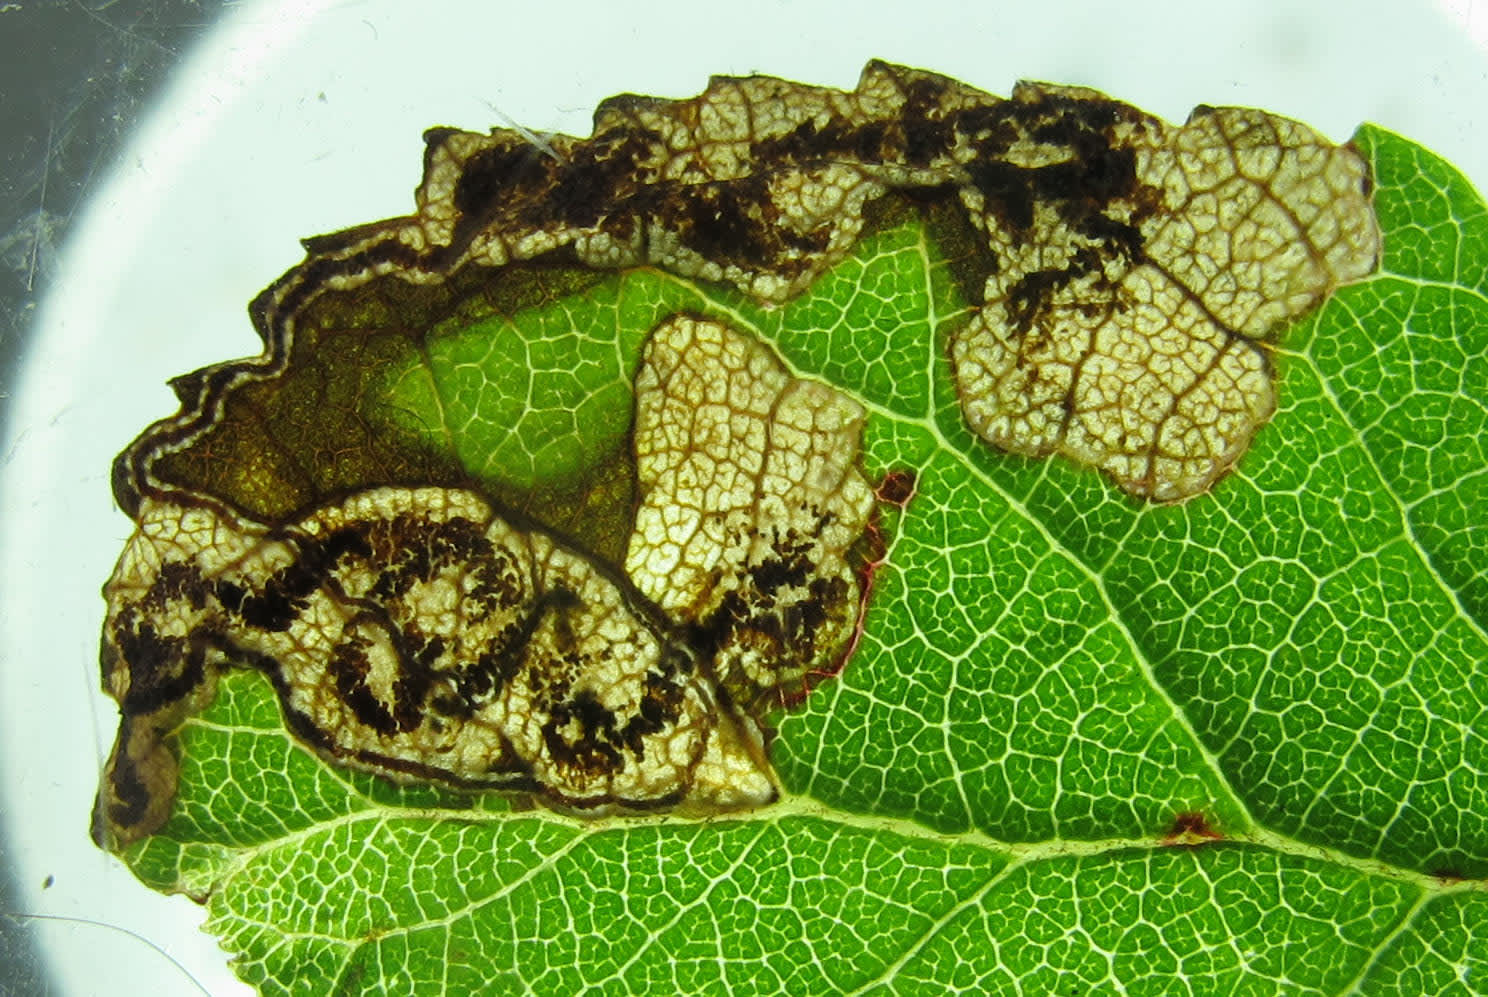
[100,70,1486,995]
[130,670,1441,996]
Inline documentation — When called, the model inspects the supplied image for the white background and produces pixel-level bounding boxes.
[3,1,1486,993]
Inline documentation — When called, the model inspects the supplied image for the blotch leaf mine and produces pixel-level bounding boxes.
[97,63,1486,996]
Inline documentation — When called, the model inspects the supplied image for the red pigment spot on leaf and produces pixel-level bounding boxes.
[793,470,922,705]
[1163,811,1223,846]
[875,469,918,509]
[1431,866,1468,884]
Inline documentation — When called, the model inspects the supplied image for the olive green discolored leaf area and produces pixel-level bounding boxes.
[99,64,1487,995]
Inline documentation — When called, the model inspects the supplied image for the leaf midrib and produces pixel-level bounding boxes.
[181,696,1469,892]
[188,778,1470,934]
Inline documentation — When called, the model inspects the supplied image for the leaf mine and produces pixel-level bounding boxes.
[98,485,779,849]
[100,62,1382,848]
[113,63,1378,512]
[98,308,874,846]
[949,88,1381,499]
[627,315,875,709]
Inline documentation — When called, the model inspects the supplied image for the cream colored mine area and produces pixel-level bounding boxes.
[332,64,1384,503]
[952,103,1380,500]
[98,487,778,845]
[627,315,875,701]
